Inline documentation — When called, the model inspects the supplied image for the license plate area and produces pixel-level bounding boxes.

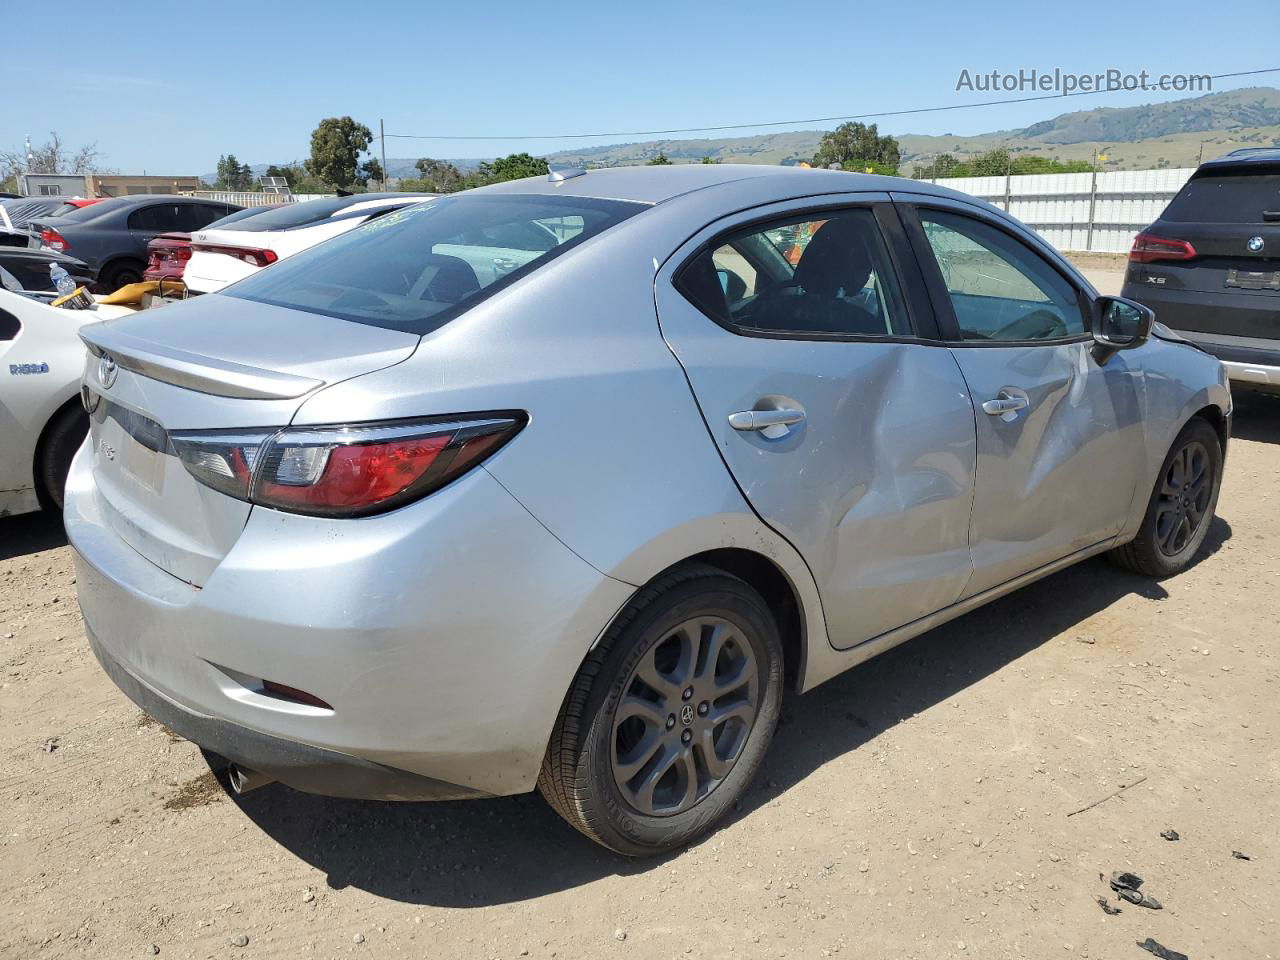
[88,393,170,494]
[1225,268,1280,291]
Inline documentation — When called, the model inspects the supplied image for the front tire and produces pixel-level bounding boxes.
[1110,416,1222,577]
[538,564,783,856]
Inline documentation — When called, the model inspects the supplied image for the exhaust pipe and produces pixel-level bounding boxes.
[227,764,274,795]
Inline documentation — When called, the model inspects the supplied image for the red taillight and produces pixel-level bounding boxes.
[170,414,525,518]
[40,228,68,252]
[1129,232,1197,264]
[258,433,452,512]
[192,243,278,267]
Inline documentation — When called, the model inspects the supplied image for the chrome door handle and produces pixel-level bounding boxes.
[728,408,806,439]
[981,391,1030,418]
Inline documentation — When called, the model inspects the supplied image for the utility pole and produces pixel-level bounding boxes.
[380,119,388,191]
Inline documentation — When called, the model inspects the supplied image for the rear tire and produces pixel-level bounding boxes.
[100,260,143,293]
[538,564,783,856]
[36,404,89,512]
[1109,417,1222,577]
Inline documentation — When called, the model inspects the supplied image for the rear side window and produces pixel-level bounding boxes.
[1163,172,1280,224]
[128,204,182,232]
[225,194,644,333]
[677,207,911,337]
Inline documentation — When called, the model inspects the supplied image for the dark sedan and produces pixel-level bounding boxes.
[28,195,240,292]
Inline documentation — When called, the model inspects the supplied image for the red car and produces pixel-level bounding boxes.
[143,205,282,282]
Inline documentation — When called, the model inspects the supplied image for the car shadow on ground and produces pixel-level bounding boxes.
[229,516,1230,907]
[1230,390,1280,444]
[0,510,67,562]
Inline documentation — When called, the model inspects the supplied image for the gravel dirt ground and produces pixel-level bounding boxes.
[2,391,1278,960]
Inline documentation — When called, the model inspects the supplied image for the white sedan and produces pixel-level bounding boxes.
[0,290,115,516]
[184,193,433,294]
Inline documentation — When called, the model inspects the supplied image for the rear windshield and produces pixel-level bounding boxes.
[224,193,645,333]
[205,205,283,230]
[1163,172,1280,224]
[57,197,134,222]
[213,194,419,232]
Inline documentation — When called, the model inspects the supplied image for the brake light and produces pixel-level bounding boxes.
[1129,233,1197,264]
[191,243,278,267]
[40,228,68,252]
[170,414,524,517]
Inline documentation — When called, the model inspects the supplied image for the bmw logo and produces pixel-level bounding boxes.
[1248,236,1265,253]
[98,353,118,389]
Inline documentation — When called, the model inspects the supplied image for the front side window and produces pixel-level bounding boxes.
[678,208,911,337]
[224,194,644,334]
[919,210,1085,342]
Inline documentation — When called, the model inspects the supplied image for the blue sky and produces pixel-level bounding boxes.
[4,0,1276,173]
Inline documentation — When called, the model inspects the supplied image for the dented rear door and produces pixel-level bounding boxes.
[655,195,978,650]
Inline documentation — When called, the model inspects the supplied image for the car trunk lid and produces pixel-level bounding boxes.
[79,295,420,586]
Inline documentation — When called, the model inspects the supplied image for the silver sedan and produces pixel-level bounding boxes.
[67,165,1231,855]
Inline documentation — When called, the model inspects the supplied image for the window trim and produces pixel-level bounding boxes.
[898,199,1094,348]
[672,199,940,344]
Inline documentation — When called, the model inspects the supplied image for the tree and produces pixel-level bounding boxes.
[481,152,547,182]
[306,117,373,189]
[1,132,105,187]
[214,154,254,191]
[699,155,719,164]
[811,122,900,175]
[647,151,672,166]
[359,157,384,188]
[414,158,464,193]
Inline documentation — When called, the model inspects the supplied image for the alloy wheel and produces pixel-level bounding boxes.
[1154,439,1212,557]
[611,616,759,817]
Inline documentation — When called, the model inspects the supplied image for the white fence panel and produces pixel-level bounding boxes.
[924,166,1197,253]
[182,190,337,206]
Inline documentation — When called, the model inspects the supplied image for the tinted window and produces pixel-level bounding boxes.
[919,210,1084,342]
[214,195,414,232]
[678,208,911,337]
[225,194,644,333]
[174,204,233,232]
[1163,172,1280,224]
[0,307,19,339]
[128,204,183,232]
[206,205,282,229]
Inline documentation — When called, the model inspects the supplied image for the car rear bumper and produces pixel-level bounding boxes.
[66,444,634,800]
[88,627,479,800]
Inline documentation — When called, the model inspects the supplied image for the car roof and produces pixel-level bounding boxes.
[467,163,949,206]
[1197,147,1280,174]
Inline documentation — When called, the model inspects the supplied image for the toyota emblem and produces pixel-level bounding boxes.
[98,353,118,389]
[1248,236,1265,253]
[680,703,696,726]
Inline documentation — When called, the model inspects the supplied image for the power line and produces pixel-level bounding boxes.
[382,67,1280,142]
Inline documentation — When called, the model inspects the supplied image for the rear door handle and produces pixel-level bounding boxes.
[728,408,806,439]
[981,391,1030,420]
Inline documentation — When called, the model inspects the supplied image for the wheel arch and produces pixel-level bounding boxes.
[33,392,87,506]
[618,546,821,692]
[1190,402,1230,457]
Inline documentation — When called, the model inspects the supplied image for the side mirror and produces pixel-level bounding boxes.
[1091,295,1154,364]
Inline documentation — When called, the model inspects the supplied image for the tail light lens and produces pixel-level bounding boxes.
[192,243,278,267]
[40,228,68,252]
[170,414,524,517]
[1129,233,1197,264]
